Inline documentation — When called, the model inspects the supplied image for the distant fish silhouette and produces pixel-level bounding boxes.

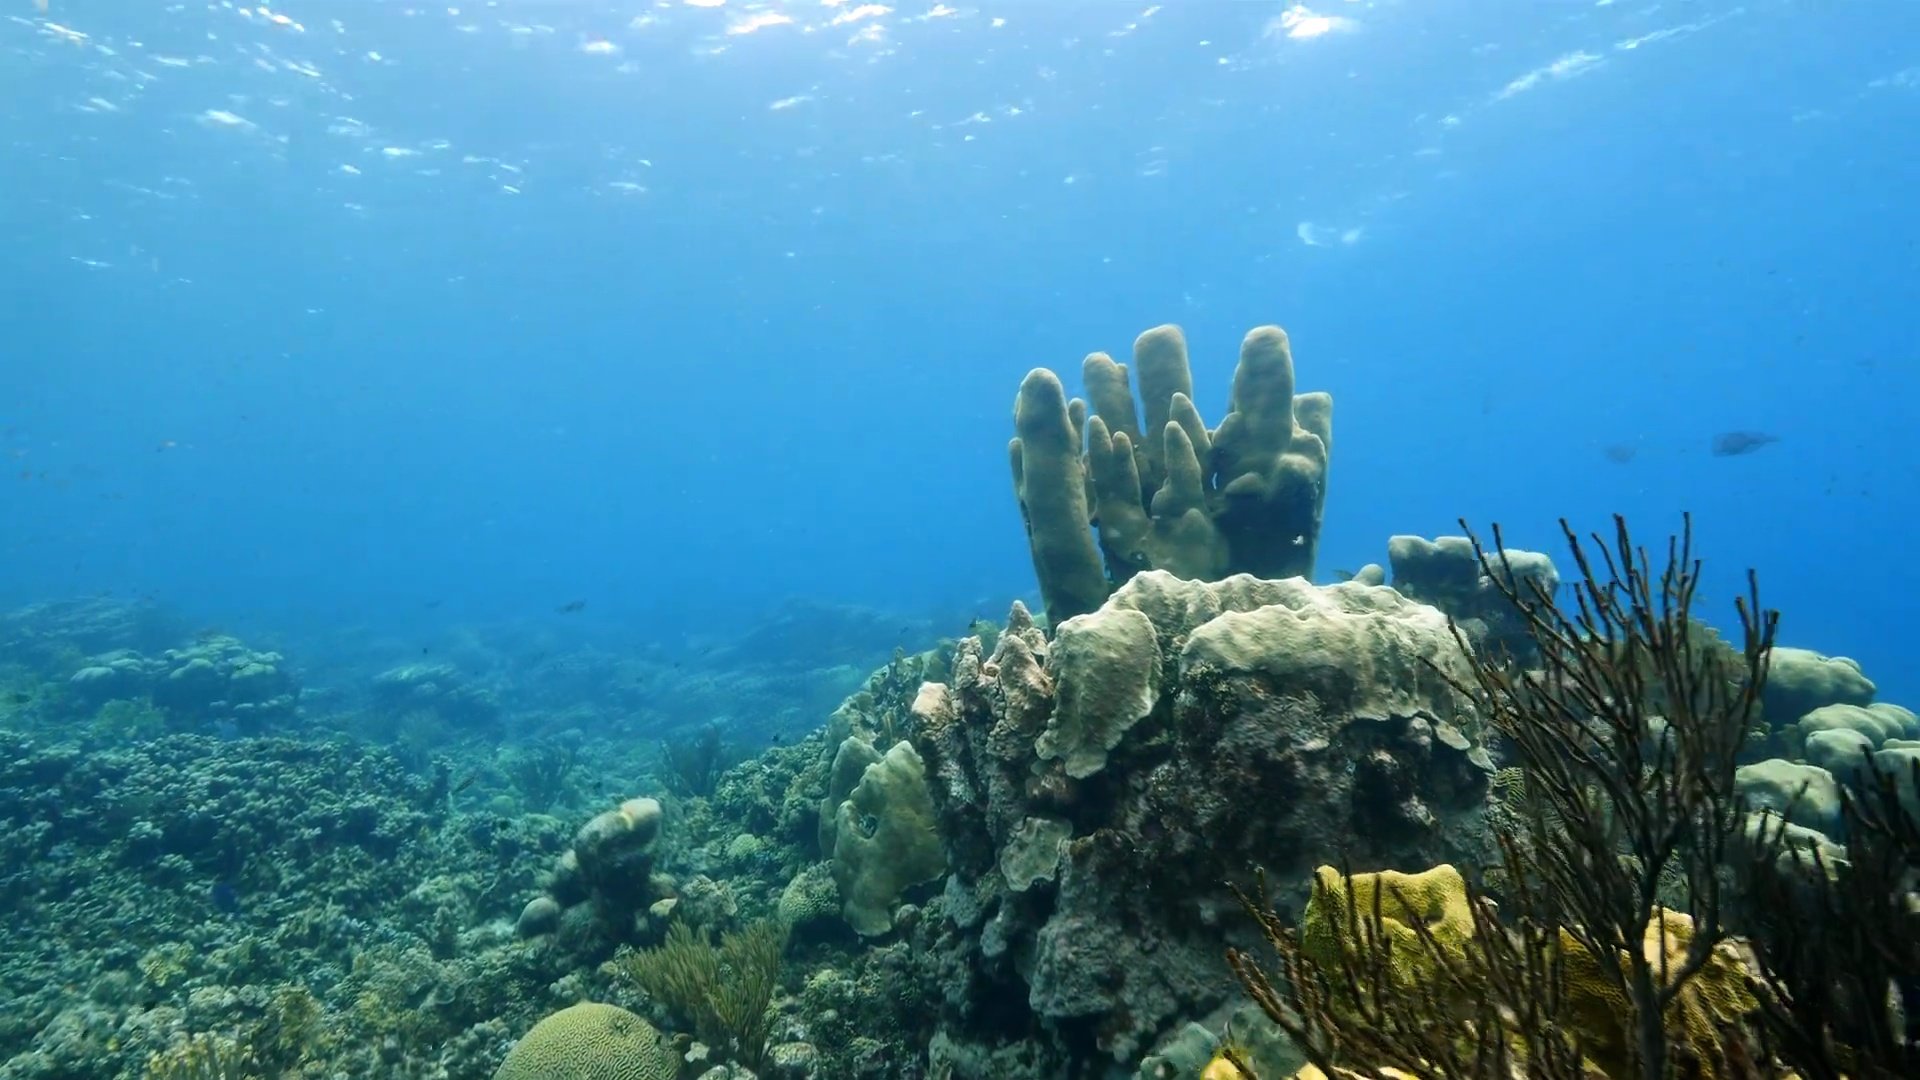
[1601,444,1637,465]
[1711,431,1779,458]
[556,599,587,614]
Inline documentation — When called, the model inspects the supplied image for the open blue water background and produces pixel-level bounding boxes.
[3,1,1915,699]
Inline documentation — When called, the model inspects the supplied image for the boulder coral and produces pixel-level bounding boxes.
[1722,638,1906,865]
[1761,646,1875,725]
[1010,324,1332,626]
[1380,533,1559,663]
[516,797,674,957]
[913,571,1494,1062]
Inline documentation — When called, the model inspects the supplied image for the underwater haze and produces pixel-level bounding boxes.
[3,1,1918,677]
[6,4,1920,1080]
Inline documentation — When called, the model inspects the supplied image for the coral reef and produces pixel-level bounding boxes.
[659,723,736,798]
[0,728,576,1079]
[4,499,1912,1080]
[370,662,503,735]
[58,634,299,735]
[1011,324,1333,625]
[0,596,184,673]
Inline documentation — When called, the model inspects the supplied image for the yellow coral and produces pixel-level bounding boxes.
[777,863,841,927]
[139,942,194,988]
[1285,1067,1421,1080]
[1298,863,1477,992]
[144,1032,262,1080]
[492,1002,680,1080]
[1558,910,1759,1079]
[1288,865,1759,1080]
[1200,1053,1240,1079]
[1208,1052,1407,1080]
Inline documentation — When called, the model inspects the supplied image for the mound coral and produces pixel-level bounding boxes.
[912,569,1493,1062]
[491,1002,679,1080]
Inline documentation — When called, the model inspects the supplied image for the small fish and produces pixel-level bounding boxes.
[452,773,479,795]
[1711,431,1779,457]
[1601,444,1637,465]
[555,599,587,614]
[1332,568,1356,582]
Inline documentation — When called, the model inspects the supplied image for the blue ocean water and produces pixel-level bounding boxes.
[2,0,1915,699]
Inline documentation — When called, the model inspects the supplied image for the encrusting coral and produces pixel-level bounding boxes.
[1010,323,1332,626]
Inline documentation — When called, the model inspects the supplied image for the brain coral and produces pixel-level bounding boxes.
[777,862,842,928]
[492,1002,680,1080]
